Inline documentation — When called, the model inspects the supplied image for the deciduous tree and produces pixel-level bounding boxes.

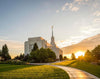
[71,53,76,60]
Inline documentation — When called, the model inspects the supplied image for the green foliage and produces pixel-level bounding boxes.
[71,53,76,60]
[92,45,100,60]
[30,48,56,63]
[1,44,11,61]
[47,48,56,60]
[64,56,67,60]
[78,55,84,61]
[13,43,56,63]
[14,53,24,60]
[32,43,38,51]
[30,49,39,62]
[59,54,63,61]
[0,50,2,56]
[84,50,93,62]
[0,64,69,79]
[38,48,49,62]
[23,54,30,61]
[30,43,39,62]
[0,60,26,65]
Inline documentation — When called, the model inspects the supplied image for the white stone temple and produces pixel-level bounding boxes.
[24,26,63,59]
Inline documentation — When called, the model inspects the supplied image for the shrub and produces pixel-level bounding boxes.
[30,48,56,63]
[0,60,26,65]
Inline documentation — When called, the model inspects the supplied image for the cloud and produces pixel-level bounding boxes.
[80,22,100,36]
[62,2,79,12]
[57,17,100,48]
[0,39,24,58]
[56,10,59,13]
[62,3,69,11]
[93,11,100,16]
[56,35,86,48]
[93,18,100,23]
[81,27,99,34]
[74,0,88,4]
[60,0,90,12]
[71,7,79,12]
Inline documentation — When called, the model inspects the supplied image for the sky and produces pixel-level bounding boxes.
[0,0,100,57]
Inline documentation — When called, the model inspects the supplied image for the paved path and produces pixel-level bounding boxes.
[51,65,100,79]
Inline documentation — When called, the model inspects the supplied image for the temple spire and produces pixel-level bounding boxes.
[52,26,53,37]
[50,26,56,46]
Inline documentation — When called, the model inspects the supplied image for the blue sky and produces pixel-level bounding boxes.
[0,0,100,57]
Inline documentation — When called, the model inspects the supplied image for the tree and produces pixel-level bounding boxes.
[92,45,100,60]
[0,50,2,56]
[19,53,24,60]
[14,55,19,60]
[64,56,67,60]
[0,50,2,60]
[30,48,56,63]
[38,48,48,62]
[23,54,30,61]
[30,43,39,62]
[32,43,38,52]
[71,53,76,60]
[78,55,84,61]
[84,50,93,62]
[1,44,11,61]
[47,48,56,60]
[59,54,63,61]
[30,49,39,62]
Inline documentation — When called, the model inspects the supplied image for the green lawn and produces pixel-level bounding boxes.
[0,64,69,79]
[52,60,100,78]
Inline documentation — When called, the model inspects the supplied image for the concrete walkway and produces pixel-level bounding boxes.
[51,65,100,79]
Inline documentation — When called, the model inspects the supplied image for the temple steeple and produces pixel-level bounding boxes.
[50,26,56,46]
[52,26,53,37]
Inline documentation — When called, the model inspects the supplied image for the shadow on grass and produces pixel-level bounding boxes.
[0,64,41,72]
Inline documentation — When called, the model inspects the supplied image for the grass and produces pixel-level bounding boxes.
[52,60,100,78]
[0,64,69,79]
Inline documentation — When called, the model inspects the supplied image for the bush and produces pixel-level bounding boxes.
[0,60,26,65]
[30,48,56,63]
[45,58,55,63]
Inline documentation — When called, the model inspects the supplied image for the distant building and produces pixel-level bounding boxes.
[24,26,63,59]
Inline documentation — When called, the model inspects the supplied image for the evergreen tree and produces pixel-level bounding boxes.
[39,48,48,62]
[32,43,38,51]
[30,49,39,62]
[92,45,100,60]
[1,44,11,61]
[71,53,76,60]
[30,43,39,62]
[14,55,19,60]
[47,48,56,60]
[19,53,24,60]
[84,50,93,62]
[23,54,30,61]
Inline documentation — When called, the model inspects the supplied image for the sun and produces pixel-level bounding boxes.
[75,51,85,58]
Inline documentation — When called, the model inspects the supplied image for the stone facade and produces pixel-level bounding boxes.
[24,37,50,55]
[24,27,63,59]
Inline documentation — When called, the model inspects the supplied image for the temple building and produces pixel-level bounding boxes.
[24,26,63,59]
